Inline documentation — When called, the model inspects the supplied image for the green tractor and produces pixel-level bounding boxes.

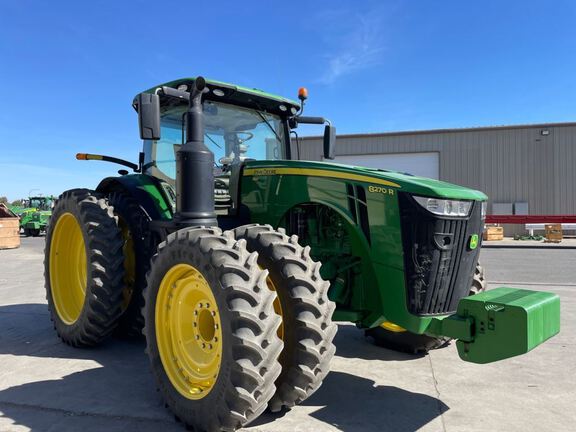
[44,77,560,431]
[13,196,53,236]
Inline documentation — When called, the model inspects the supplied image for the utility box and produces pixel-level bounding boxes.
[0,203,20,250]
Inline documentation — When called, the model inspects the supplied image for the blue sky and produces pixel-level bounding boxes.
[1,0,575,200]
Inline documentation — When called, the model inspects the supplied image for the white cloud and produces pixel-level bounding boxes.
[318,12,386,84]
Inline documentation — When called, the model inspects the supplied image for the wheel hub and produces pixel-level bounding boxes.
[49,212,87,325]
[156,264,222,400]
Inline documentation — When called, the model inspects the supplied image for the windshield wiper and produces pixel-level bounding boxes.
[253,104,283,144]
[205,133,222,149]
[180,112,221,149]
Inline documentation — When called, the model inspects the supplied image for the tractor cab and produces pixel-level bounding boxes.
[14,196,51,217]
[136,78,334,215]
[28,196,53,211]
[141,85,292,213]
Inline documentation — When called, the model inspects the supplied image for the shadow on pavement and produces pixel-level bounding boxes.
[0,303,180,431]
[0,305,447,432]
[332,324,426,361]
[251,371,447,432]
[0,303,112,361]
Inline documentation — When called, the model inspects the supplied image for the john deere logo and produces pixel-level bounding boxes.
[469,234,479,250]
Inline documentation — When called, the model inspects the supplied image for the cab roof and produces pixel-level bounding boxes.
[135,77,301,117]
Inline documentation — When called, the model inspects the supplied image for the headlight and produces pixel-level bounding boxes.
[413,196,472,217]
[481,201,487,220]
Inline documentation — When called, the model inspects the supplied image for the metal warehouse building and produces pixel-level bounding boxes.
[298,122,576,235]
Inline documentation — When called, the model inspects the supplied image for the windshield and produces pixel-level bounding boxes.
[147,101,286,181]
[29,198,49,210]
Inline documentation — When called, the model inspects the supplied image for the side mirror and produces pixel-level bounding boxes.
[323,124,336,160]
[137,93,161,140]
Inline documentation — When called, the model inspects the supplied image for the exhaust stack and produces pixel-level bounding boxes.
[174,77,217,227]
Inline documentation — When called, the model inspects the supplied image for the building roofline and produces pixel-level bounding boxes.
[299,121,576,140]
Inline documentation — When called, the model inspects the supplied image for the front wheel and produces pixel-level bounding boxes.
[366,263,487,354]
[233,224,337,412]
[143,227,283,431]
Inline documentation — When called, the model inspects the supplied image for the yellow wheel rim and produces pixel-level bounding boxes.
[266,275,284,340]
[156,264,222,400]
[119,218,135,311]
[49,212,87,325]
[380,321,407,333]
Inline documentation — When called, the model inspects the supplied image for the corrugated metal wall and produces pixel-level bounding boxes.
[295,123,576,235]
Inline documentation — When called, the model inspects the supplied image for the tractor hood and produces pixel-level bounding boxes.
[244,160,487,201]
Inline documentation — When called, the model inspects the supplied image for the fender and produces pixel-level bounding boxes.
[96,174,174,221]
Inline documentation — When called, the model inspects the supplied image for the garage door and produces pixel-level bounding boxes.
[333,152,439,179]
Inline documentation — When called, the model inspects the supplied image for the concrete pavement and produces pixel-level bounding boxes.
[0,238,573,431]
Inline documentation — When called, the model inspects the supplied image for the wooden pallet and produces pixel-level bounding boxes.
[545,224,562,243]
[0,217,20,249]
[483,226,504,241]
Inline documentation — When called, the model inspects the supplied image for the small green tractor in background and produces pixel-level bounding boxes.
[11,196,53,236]
[44,76,560,431]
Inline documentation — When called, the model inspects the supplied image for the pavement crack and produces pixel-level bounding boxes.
[0,400,175,425]
[427,354,447,432]
[0,311,49,317]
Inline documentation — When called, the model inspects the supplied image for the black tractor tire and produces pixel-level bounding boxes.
[30,228,41,237]
[233,224,337,412]
[23,228,31,237]
[143,227,283,431]
[107,192,153,337]
[44,189,125,347]
[470,262,487,295]
[365,262,488,354]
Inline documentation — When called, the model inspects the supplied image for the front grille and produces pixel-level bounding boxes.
[399,193,483,315]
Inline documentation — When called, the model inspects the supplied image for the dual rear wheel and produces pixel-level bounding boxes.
[144,225,336,429]
[44,191,335,431]
[143,228,284,430]
[45,189,125,346]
